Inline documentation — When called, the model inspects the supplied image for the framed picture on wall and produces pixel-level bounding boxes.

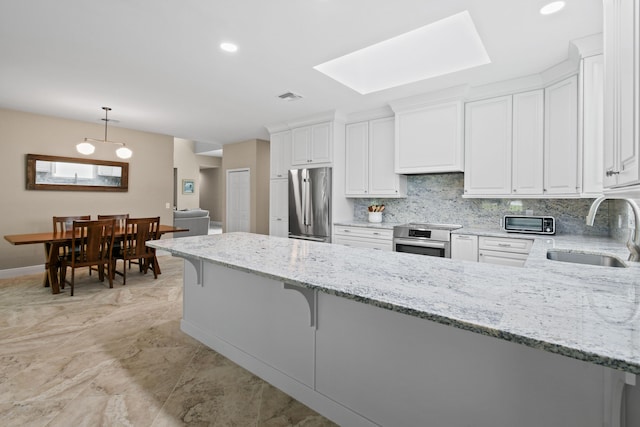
[182,179,195,194]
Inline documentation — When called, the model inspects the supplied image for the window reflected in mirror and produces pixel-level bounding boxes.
[26,154,128,192]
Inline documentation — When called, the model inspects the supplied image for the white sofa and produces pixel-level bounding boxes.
[173,209,210,237]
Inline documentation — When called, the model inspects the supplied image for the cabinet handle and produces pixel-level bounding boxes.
[276,218,282,221]
[498,243,511,247]
[456,235,471,239]
[373,232,380,235]
[277,174,282,177]
[606,170,621,176]
[513,189,517,192]
[343,229,350,232]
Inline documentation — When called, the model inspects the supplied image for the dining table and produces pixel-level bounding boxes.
[4,224,188,294]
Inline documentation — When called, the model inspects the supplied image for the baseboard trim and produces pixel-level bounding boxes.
[0,264,45,279]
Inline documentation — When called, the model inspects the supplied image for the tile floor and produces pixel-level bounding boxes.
[0,255,337,426]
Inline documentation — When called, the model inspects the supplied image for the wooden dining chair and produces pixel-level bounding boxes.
[97,214,129,269]
[60,219,115,296]
[97,214,129,229]
[52,215,92,285]
[53,215,91,234]
[112,217,160,285]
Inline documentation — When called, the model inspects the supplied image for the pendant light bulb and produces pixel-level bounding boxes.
[76,141,96,155]
[116,146,133,159]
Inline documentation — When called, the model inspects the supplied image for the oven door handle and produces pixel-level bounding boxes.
[393,238,447,249]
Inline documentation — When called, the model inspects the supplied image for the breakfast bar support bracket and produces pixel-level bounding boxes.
[604,369,637,427]
[178,256,203,286]
[283,283,317,328]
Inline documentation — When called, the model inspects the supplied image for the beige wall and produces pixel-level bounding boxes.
[199,167,223,221]
[0,108,174,270]
[221,139,270,234]
[173,138,201,210]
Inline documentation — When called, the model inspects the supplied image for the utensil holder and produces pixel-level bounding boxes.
[368,212,382,223]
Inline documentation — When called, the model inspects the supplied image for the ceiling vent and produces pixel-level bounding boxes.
[278,91,303,101]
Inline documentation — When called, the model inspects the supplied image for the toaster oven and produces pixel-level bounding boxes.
[503,215,555,235]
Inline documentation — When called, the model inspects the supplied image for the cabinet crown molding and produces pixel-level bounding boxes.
[570,32,603,58]
[389,85,469,112]
[265,110,346,133]
[345,106,394,124]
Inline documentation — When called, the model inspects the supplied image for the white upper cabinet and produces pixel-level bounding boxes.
[393,100,464,174]
[345,118,406,197]
[291,122,332,166]
[464,95,513,196]
[345,122,369,195]
[603,0,640,189]
[512,90,545,195]
[581,54,604,196]
[544,75,579,196]
[369,118,406,196]
[270,130,291,179]
[464,77,580,199]
[464,90,544,197]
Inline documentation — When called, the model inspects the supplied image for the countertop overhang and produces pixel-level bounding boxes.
[149,231,640,374]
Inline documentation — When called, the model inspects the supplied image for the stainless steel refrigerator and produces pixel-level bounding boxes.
[288,167,332,242]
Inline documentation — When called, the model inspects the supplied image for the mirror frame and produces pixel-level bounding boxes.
[26,154,129,192]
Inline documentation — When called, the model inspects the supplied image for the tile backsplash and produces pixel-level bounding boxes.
[352,173,610,237]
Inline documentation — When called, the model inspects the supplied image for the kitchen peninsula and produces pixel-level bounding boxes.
[148,232,640,427]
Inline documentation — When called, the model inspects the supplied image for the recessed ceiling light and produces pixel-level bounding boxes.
[539,1,566,15]
[313,11,491,95]
[220,42,238,53]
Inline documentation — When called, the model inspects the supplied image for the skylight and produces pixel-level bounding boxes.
[313,11,491,94]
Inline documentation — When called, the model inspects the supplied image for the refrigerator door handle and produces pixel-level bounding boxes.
[303,177,311,227]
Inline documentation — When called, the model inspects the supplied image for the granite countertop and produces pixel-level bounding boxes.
[149,231,640,374]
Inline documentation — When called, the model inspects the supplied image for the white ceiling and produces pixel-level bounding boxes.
[0,0,602,149]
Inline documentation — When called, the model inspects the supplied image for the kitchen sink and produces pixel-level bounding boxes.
[546,249,627,268]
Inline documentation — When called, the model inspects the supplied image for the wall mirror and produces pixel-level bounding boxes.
[26,154,129,192]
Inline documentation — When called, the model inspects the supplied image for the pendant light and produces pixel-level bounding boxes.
[76,106,133,159]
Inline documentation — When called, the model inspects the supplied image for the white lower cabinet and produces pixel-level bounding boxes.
[478,236,533,267]
[451,234,478,262]
[333,225,393,251]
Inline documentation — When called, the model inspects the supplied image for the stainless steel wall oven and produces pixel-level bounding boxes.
[393,223,462,258]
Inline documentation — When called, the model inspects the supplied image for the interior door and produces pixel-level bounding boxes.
[226,168,250,233]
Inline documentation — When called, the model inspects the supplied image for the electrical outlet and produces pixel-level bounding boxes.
[166,202,171,209]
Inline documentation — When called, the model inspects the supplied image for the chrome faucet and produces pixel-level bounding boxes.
[585,196,640,261]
